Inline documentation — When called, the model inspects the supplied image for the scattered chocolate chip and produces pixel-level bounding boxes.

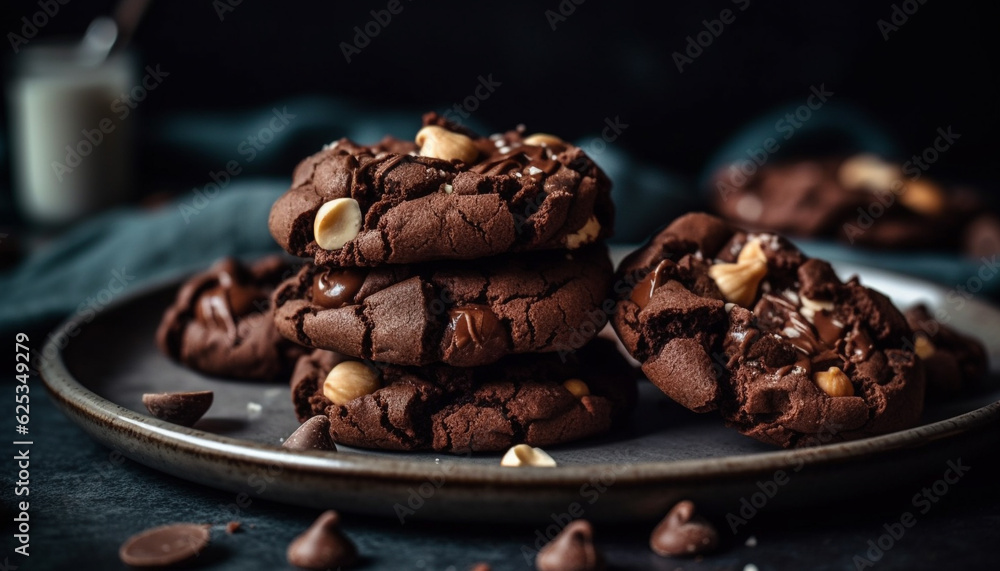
[283,415,337,451]
[536,519,605,571]
[119,523,210,568]
[650,501,719,557]
[225,521,241,534]
[142,391,214,427]
[287,510,358,570]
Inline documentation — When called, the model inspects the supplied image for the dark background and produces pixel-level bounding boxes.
[1,0,997,222]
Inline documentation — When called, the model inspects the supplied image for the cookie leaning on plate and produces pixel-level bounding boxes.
[612,213,926,448]
[156,257,307,380]
[268,112,614,267]
[289,338,637,453]
[271,245,613,367]
[904,304,988,396]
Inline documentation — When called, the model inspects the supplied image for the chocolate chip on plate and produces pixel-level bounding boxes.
[536,519,605,571]
[142,391,214,427]
[283,415,337,451]
[649,500,719,557]
[287,510,358,569]
[119,523,210,568]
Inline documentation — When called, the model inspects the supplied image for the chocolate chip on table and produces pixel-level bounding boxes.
[536,519,605,571]
[649,500,720,557]
[119,523,211,568]
[287,510,358,570]
[282,415,337,451]
[142,391,213,427]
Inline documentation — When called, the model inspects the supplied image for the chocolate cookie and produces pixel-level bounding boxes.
[268,112,614,267]
[905,304,988,396]
[157,257,307,380]
[711,154,988,252]
[289,339,637,452]
[612,213,926,447]
[272,245,613,367]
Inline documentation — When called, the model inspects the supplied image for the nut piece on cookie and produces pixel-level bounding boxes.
[708,238,768,307]
[900,179,946,216]
[415,125,479,164]
[501,444,557,467]
[314,198,362,251]
[522,133,565,147]
[564,216,602,250]
[322,361,381,405]
[800,295,835,323]
[814,366,854,397]
[838,154,902,193]
[913,335,936,359]
[563,379,590,398]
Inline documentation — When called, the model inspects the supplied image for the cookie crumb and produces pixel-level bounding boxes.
[226,521,241,534]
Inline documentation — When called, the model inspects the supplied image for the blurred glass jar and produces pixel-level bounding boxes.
[7,44,136,225]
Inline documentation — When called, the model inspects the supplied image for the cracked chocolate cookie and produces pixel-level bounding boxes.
[905,304,988,396]
[157,257,307,380]
[289,338,637,452]
[711,154,987,252]
[268,112,614,266]
[612,213,926,447]
[272,245,613,367]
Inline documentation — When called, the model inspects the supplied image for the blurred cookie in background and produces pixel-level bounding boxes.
[710,154,996,256]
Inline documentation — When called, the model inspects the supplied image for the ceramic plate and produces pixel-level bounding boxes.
[39,261,1000,523]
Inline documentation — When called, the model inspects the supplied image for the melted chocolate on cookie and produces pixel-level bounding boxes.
[311,268,366,309]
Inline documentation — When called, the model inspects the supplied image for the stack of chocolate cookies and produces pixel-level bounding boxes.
[267,113,636,453]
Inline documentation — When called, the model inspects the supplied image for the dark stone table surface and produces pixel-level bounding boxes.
[4,324,999,571]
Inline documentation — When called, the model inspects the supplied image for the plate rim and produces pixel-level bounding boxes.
[37,261,1000,489]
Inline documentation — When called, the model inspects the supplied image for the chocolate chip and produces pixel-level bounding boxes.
[225,521,241,534]
[312,267,366,309]
[142,391,213,427]
[119,523,210,568]
[283,415,337,451]
[536,519,605,571]
[287,510,358,570]
[649,501,719,557]
[443,304,510,367]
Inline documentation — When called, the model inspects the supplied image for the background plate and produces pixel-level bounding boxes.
[39,261,1000,523]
